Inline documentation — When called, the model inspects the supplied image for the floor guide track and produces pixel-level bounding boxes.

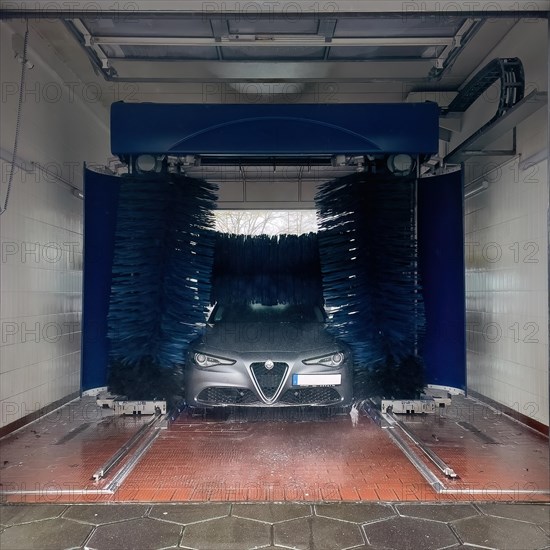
[0,395,548,503]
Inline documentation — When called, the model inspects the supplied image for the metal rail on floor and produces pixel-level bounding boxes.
[364,398,457,479]
[385,426,446,493]
[362,399,445,492]
[386,412,458,479]
[92,413,164,481]
[363,399,550,496]
[0,413,168,499]
[105,424,163,491]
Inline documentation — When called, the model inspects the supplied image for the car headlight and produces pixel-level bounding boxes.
[193,352,235,367]
[303,352,345,368]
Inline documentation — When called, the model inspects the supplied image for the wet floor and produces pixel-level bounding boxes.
[399,395,549,499]
[0,395,548,504]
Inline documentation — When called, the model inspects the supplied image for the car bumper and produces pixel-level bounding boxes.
[185,354,353,407]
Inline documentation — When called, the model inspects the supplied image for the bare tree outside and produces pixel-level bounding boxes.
[215,210,318,235]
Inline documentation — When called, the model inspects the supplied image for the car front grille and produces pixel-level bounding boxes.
[250,362,288,400]
[279,387,342,405]
[196,387,259,405]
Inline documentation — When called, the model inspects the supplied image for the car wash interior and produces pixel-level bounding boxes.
[1,1,549,536]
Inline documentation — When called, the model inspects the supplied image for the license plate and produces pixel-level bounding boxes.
[292,374,341,386]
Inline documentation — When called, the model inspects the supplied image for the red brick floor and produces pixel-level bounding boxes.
[119,411,428,503]
[1,397,548,504]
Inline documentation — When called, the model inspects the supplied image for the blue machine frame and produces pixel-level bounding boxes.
[82,101,466,392]
[110,102,439,156]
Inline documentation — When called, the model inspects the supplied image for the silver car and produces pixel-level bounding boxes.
[185,303,353,407]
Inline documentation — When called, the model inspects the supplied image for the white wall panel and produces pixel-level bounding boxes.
[461,19,548,429]
[246,181,300,203]
[217,180,319,209]
[0,21,110,430]
[465,155,548,427]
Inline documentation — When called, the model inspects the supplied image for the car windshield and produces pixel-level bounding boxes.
[209,303,325,323]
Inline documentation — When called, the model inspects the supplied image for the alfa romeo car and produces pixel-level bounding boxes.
[185,303,353,407]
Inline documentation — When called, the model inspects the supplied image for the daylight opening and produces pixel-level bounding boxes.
[214,210,318,236]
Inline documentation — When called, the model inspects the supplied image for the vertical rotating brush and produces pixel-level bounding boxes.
[107,175,217,400]
[159,177,218,367]
[107,178,171,364]
[316,173,426,398]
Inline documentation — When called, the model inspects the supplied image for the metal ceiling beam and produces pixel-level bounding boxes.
[92,36,454,47]
[106,59,436,82]
[318,19,337,60]
[209,19,227,61]
[70,18,110,69]
[434,18,477,70]
[1,1,549,17]
[318,19,337,41]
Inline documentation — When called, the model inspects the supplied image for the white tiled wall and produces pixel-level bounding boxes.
[465,155,549,427]
[462,20,549,427]
[0,22,110,429]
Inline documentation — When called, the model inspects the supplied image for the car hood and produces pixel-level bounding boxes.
[195,322,338,354]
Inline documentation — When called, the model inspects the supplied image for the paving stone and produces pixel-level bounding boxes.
[395,504,478,523]
[274,516,364,550]
[0,504,67,525]
[63,504,148,524]
[315,503,395,524]
[233,503,312,523]
[540,521,550,536]
[0,517,92,550]
[149,503,231,525]
[2,503,546,550]
[181,516,270,550]
[453,515,550,550]
[363,516,458,550]
[87,517,181,550]
[477,503,550,525]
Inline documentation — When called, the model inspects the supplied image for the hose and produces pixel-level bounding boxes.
[1,22,29,216]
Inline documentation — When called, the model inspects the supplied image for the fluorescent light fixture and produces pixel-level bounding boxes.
[464,180,489,199]
[519,148,547,171]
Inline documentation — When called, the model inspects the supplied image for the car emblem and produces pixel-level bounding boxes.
[264,360,274,370]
